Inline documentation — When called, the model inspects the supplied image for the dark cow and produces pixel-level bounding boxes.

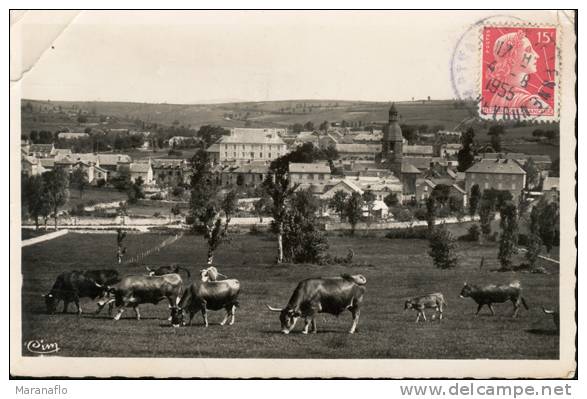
[404,292,447,322]
[266,274,366,334]
[44,269,120,315]
[542,307,560,331]
[146,264,191,279]
[97,274,183,321]
[170,278,240,327]
[459,281,529,318]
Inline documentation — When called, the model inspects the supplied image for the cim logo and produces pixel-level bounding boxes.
[24,339,60,355]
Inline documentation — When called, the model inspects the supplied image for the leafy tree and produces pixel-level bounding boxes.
[383,192,399,208]
[431,184,451,206]
[537,200,559,253]
[524,158,539,189]
[21,174,50,230]
[70,167,89,199]
[292,123,304,133]
[498,202,518,270]
[469,184,481,216]
[42,169,69,230]
[525,233,542,270]
[362,190,376,219]
[197,125,230,148]
[127,177,145,204]
[428,225,458,269]
[263,165,297,263]
[329,191,349,221]
[482,188,513,211]
[189,149,235,264]
[345,192,364,235]
[550,158,560,177]
[478,199,493,239]
[303,121,315,131]
[253,194,272,223]
[457,127,476,172]
[490,134,502,152]
[319,120,330,131]
[426,196,437,234]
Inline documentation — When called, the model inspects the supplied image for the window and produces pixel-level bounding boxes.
[498,182,502,189]
[268,153,271,158]
[259,153,263,158]
[309,173,315,180]
[250,152,254,158]
[484,182,489,189]
[512,183,516,190]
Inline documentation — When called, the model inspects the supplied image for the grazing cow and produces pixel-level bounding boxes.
[404,293,447,322]
[170,277,240,327]
[97,274,183,321]
[146,264,191,279]
[542,307,560,331]
[44,269,119,315]
[266,274,367,334]
[459,281,529,318]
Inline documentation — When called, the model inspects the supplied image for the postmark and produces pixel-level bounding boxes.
[479,26,559,122]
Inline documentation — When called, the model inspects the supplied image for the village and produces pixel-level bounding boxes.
[20,101,559,234]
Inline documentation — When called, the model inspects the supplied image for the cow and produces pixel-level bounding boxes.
[44,269,120,315]
[199,266,227,282]
[404,293,447,322]
[542,307,560,331]
[146,264,191,279]
[266,274,366,335]
[97,273,183,321]
[170,277,240,328]
[459,281,529,318]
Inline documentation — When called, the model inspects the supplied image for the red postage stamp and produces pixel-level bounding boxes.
[480,26,558,121]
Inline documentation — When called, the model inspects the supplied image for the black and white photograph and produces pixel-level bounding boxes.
[9,9,577,379]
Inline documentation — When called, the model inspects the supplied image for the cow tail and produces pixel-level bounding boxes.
[442,296,447,307]
[521,297,529,310]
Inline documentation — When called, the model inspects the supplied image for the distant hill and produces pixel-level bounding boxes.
[20,98,477,132]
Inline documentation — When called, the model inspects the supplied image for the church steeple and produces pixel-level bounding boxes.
[389,103,399,122]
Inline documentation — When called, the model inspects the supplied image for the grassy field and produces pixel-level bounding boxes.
[20,231,559,359]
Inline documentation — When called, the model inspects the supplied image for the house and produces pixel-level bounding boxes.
[152,159,190,187]
[21,156,46,176]
[222,162,270,188]
[439,143,462,157]
[127,160,153,184]
[320,179,363,200]
[542,176,560,203]
[57,132,89,140]
[414,178,467,207]
[403,145,434,157]
[289,162,331,185]
[206,128,287,163]
[28,144,55,158]
[362,200,389,219]
[71,161,108,185]
[465,159,526,202]
[335,143,382,160]
[476,152,552,171]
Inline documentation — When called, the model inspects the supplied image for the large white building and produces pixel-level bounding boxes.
[206,128,287,163]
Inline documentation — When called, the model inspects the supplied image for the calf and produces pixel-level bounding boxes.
[459,281,528,318]
[170,278,240,327]
[404,293,447,322]
[97,274,183,321]
[44,269,119,315]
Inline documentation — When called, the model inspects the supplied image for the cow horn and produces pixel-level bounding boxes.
[266,304,283,312]
[95,282,103,288]
[217,272,227,278]
[542,307,554,314]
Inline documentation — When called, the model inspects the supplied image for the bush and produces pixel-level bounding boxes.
[385,226,429,239]
[413,208,427,221]
[459,224,481,242]
[394,208,414,222]
[96,178,106,187]
[153,212,161,218]
[185,215,195,225]
[428,226,458,269]
[168,149,183,157]
[172,186,185,197]
[150,193,164,201]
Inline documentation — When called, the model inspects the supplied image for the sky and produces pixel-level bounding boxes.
[12,10,561,104]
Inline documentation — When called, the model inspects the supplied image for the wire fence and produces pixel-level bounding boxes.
[124,232,184,265]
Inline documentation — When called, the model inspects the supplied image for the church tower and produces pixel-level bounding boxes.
[382,103,403,176]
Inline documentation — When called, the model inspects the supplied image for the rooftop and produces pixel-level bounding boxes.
[289,162,331,174]
[219,128,286,145]
[465,159,526,175]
